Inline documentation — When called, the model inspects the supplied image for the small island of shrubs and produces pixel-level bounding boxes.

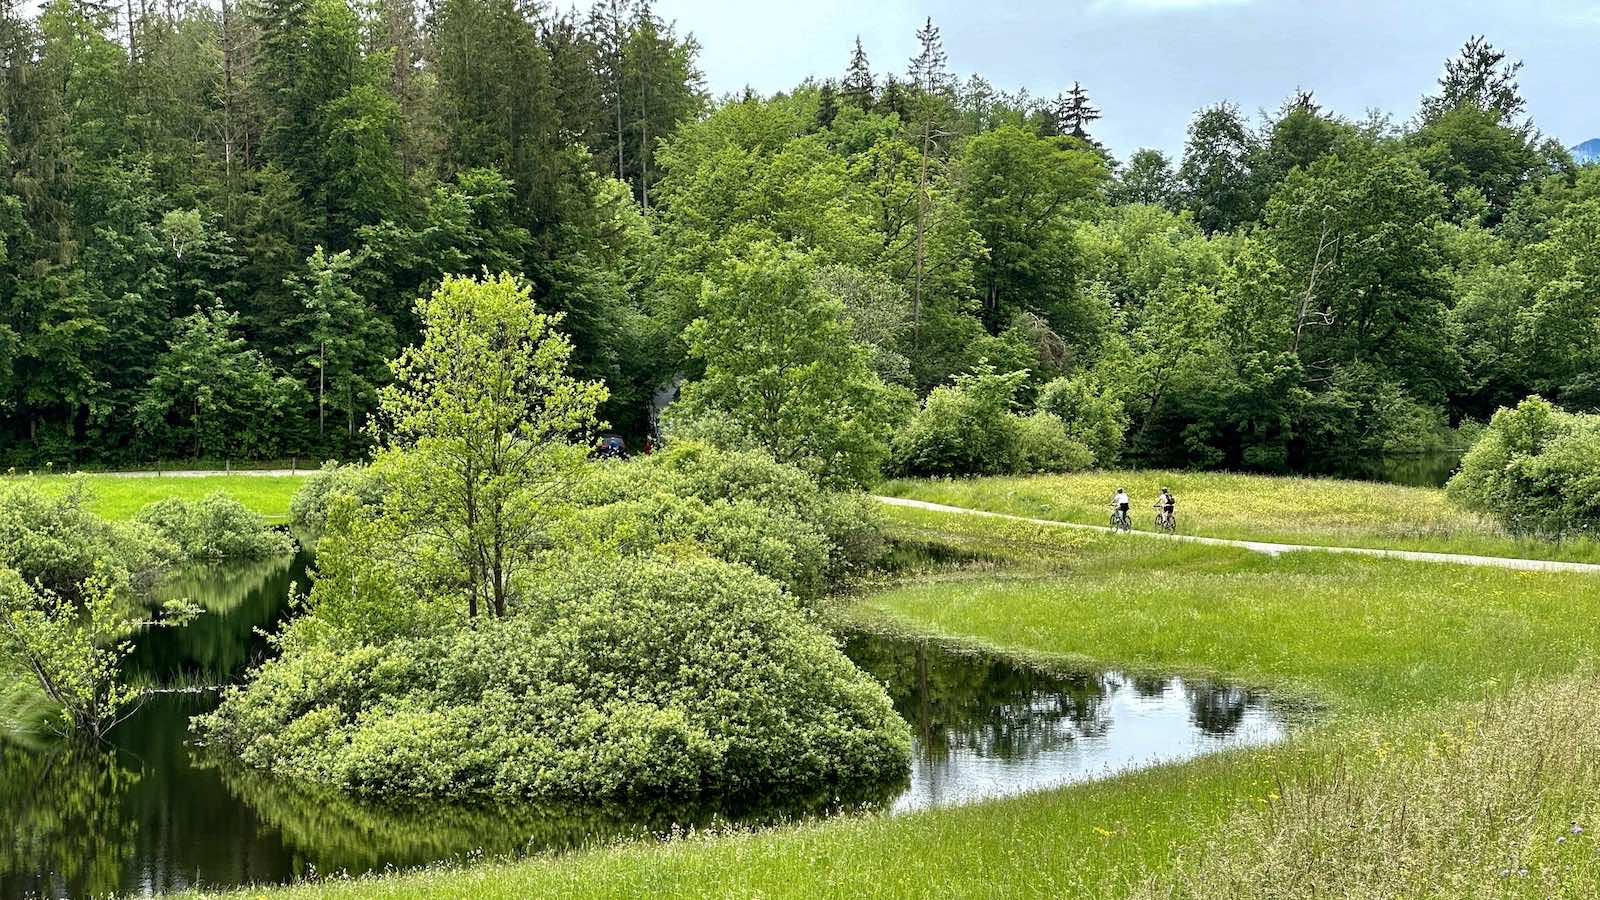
[199,274,912,804]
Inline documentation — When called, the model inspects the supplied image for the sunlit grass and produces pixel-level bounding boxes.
[7,473,306,523]
[879,470,1600,563]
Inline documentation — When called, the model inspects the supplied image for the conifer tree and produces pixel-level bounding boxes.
[1055,81,1101,141]
[841,35,874,110]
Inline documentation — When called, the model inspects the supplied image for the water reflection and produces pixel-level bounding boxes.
[124,550,313,686]
[0,692,901,899]
[841,633,1285,813]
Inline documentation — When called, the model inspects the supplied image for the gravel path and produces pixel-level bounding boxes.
[876,496,1600,575]
[89,468,303,477]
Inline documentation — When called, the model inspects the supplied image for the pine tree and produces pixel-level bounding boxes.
[841,35,873,110]
[906,17,952,97]
[1420,35,1525,125]
[1055,81,1101,141]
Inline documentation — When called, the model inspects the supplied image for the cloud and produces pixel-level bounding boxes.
[1090,0,1255,13]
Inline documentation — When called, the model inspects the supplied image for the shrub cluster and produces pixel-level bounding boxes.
[566,443,882,605]
[1447,397,1600,536]
[0,479,175,595]
[198,553,910,802]
[891,366,1096,477]
[134,492,296,560]
[289,462,387,534]
[206,443,911,803]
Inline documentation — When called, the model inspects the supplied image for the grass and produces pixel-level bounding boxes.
[166,498,1600,899]
[878,470,1600,563]
[7,473,306,522]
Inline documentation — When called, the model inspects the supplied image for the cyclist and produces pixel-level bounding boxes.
[1154,487,1177,531]
[1111,488,1131,531]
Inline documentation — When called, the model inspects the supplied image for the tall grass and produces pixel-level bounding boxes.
[879,470,1600,562]
[1141,677,1600,899]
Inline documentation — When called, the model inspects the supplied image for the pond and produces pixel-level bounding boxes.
[0,556,1288,899]
[1332,449,1465,489]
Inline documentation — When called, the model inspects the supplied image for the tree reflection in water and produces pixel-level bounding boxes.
[0,602,1284,899]
[0,740,138,899]
[124,550,313,686]
[839,632,1285,812]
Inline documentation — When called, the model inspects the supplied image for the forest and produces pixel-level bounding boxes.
[0,1,1594,479]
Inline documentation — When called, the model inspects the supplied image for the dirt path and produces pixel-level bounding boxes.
[876,496,1600,575]
[89,469,303,478]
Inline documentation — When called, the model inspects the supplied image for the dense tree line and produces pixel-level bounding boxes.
[0,6,1593,478]
[0,0,700,463]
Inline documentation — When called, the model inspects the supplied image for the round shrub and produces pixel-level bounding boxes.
[1015,411,1096,474]
[1035,373,1127,464]
[890,370,1026,477]
[572,442,884,594]
[0,478,176,595]
[1447,397,1600,536]
[289,462,387,534]
[197,553,911,803]
[892,367,1096,477]
[135,492,295,560]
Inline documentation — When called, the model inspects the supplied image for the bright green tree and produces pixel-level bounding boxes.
[375,272,608,619]
[667,242,898,487]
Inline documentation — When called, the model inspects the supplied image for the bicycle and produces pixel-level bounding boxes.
[1109,506,1132,533]
[1154,506,1177,534]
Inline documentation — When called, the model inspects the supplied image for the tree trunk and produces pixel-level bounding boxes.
[912,123,930,344]
[317,341,326,438]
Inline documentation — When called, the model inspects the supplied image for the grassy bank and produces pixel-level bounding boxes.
[10,473,305,522]
[168,498,1600,899]
[879,470,1600,563]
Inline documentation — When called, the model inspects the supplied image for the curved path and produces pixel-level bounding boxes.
[876,496,1600,575]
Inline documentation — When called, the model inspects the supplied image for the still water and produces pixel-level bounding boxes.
[0,556,1286,899]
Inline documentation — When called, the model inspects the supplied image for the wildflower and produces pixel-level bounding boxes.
[1573,823,1585,835]
[1558,836,1567,845]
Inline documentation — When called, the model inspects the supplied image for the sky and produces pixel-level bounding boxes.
[649,0,1600,160]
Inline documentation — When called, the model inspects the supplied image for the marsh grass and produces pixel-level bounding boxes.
[8,474,305,522]
[879,471,1600,563]
[1141,676,1600,900]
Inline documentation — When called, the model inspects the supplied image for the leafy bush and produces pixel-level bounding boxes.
[891,366,1096,477]
[197,553,910,803]
[289,462,386,533]
[0,478,175,596]
[134,492,296,560]
[1447,397,1600,536]
[1036,373,1127,464]
[1015,412,1096,474]
[568,442,884,601]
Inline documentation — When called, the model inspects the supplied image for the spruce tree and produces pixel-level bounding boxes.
[841,35,874,110]
[1056,81,1101,141]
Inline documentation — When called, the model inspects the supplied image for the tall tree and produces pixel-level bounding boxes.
[288,246,394,442]
[375,273,607,619]
[906,16,954,341]
[841,35,874,110]
[1054,82,1101,142]
[1179,102,1259,233]
[1420,35,1526,126]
